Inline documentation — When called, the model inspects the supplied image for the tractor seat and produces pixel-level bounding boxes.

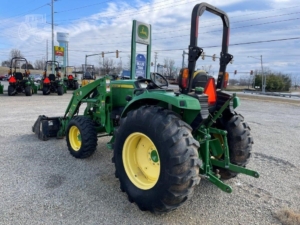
[48,74,56,81]
[14,72,23,81]
[83,72,93,79]
[192,71,212,89]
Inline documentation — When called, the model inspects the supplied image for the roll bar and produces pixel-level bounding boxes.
[182,2,233,94]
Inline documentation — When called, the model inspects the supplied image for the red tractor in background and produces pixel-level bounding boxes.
[7,57,37,96]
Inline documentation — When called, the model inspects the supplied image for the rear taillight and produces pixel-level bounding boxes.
[44,77,50,84]
[181,68,189,89]
[8,76,16,83]
[223,72,229,88]
[204,77,217,105]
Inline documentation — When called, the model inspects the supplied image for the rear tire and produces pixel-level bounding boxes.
[66,116,98,158]
[42,86,49,95]
[215,112,253,180]
[114,106,201,213]
[57,86,64,95]
[25,86,32,96]
[8,85,14,96]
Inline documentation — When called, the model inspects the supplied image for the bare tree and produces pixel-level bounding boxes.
[1,60,10,67]
[163,58,175,78]
[99,58,116,74]
[34,59,45,70]
[200,65,213,74]
[124,54,131,70]
[291,74,299,90]
[10,49,24,59]
[21,63,34,69]
[8,49,24,67]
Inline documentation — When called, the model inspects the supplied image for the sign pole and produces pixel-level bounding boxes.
[146,24,151,79]
[130,20,151,80]
[130,20,137,79]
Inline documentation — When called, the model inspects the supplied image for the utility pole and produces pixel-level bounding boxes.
[66,42,69,68]
[51,0,54,73]
[154,52,157,73]
[260,55,265,93]
[46,39,48,61]
[248,55,265,93]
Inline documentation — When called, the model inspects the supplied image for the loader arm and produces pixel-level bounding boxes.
[56,78,111,137]
[63,79,104,119]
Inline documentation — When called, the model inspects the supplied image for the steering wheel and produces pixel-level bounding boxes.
[150,73,168,88]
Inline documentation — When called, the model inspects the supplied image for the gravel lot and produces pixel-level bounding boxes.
[0,86,300,225]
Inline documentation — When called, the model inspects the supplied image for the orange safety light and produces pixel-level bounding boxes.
[223,72,229,88]
[43,77,50,84]
[181,68,189,88]
[68,75,74,80]
[8,76,16,83]
[204,77,217,105]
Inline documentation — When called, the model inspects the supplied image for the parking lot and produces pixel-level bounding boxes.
[0,85,300,225]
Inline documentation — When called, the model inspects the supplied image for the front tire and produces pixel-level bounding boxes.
[57,86,64,95]
[25,86,32,96]
[214,112,253,179]
[66,116,98,158]
[114,106,201,213]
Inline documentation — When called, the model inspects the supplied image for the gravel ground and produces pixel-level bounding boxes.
[0,89,300,225]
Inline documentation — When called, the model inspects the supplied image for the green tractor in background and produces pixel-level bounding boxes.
[7,57,37,96]
[40,61,66,95]
[33,2,258,214]
[0,82,3,94]
[63,66,79,90]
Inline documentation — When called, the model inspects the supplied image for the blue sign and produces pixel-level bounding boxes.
[136,54,146,78]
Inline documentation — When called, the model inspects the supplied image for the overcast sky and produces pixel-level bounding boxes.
[0,0,299,79]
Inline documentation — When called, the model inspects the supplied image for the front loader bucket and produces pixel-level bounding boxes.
[32,115,61,141]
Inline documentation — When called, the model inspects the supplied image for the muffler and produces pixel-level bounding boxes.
[32,115,61,141]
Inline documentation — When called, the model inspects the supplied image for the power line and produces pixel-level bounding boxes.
[55,0,114,13]
[66,15,300,41]
[0,4,49,27]
[68,36,300,53]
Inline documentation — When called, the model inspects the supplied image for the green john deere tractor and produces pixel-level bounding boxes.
[7,57,37,96]
[33,2,259,214]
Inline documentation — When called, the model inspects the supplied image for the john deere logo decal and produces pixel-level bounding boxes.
[138,25,148,39]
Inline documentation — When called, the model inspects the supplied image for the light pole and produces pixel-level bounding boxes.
[248,55,265,93]
[182,50,188,68]
[154,52,157,73]
[51,0,54,73]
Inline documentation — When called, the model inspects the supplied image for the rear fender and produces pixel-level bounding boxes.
[121,91,201,125]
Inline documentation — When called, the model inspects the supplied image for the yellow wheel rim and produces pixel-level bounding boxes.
[69,126,81,151]
[123,132,160,190]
